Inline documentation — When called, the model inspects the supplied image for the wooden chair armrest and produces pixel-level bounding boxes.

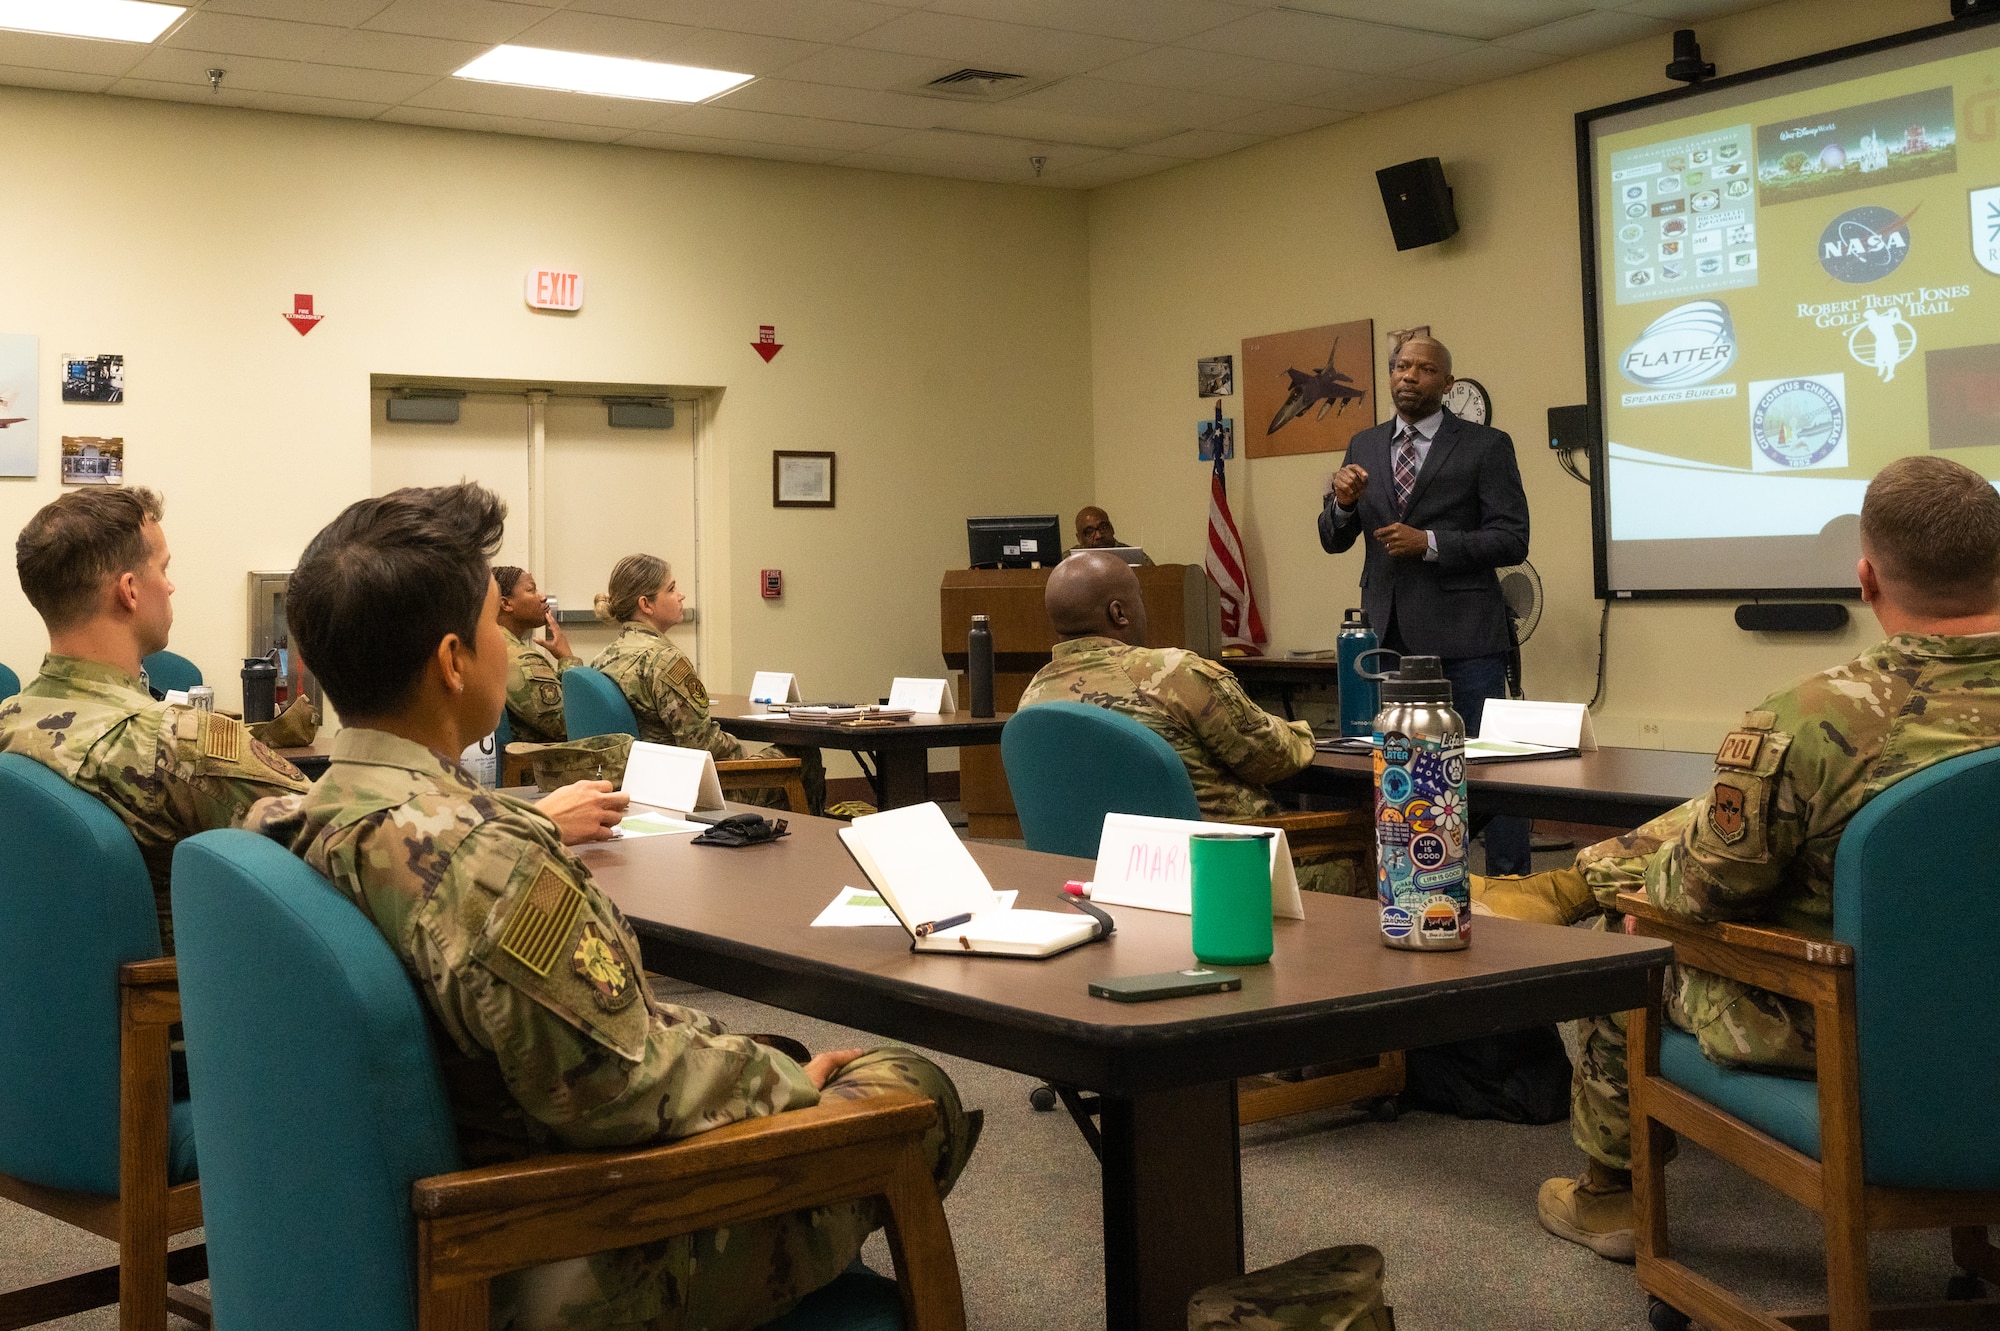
[119,958,181,1027]
[715,757,804,776]
[1612,890,1849,1007]
[1231,810,1370,835]
[415,1091,936,1220]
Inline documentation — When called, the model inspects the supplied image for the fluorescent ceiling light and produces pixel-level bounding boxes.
[454,45,752,103]
[0,0,184,42]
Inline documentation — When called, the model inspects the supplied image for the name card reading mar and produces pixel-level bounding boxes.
[620,741,726,816]
[1090,812,1304,919]
[888,677,957,714]
[749,671,802,705]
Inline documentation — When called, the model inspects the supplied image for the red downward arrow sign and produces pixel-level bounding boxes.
[752,340,783,362]
[284,314,323,336]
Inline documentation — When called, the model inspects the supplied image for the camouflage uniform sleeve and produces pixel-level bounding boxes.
[444,829,814,1147]
[1170,655,1315,787]
[161,709,311,835]
[1646,702,1815,922]
[645,650,743,761]
[506,642,569,743]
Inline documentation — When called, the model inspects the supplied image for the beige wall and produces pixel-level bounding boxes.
[0,86,1093,762]
[1085,0,1934,751]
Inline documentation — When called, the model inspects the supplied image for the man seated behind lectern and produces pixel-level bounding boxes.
[1019,551,1362,895]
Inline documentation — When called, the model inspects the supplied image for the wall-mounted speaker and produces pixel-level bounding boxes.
[1547,404,1595,452]
[1376,157,1459,251]
[1735,603,1850,633]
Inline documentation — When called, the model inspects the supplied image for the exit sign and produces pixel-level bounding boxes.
[525,269,583,311]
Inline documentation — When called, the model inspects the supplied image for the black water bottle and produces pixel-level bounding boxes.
[241,656,278,724]
[968,615,995,717]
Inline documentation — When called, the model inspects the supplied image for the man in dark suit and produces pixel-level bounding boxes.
[1318,334,1532,873]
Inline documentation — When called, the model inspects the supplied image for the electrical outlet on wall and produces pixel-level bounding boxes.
[1638,721,1666,750]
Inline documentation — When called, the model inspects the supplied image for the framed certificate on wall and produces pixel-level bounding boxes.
[773,450,835,508]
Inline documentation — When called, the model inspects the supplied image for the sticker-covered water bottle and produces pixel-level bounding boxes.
[1373,655,1470,951]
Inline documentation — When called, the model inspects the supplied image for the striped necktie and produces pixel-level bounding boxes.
[1393,425,1421,514]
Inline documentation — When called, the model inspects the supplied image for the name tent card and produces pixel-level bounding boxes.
[1090,813,1305,919]
[1470,699,1599,760]
[621,741,727,816]
[749,671,802,705]
[888,677,957,714]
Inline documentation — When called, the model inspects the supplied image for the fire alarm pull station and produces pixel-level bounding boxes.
[761,569,783,598]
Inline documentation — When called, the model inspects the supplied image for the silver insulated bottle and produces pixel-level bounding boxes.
[1373,655,1470,950]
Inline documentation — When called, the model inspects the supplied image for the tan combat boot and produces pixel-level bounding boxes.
[1470,866,1596,926]
[1537,1159,1635,1262]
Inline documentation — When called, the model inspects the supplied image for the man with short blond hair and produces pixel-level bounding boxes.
[1,487,308,950]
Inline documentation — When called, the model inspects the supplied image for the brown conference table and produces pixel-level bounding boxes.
[586,806,1669,1331]
[1291,745,1716,830]
[709,694,1010,809]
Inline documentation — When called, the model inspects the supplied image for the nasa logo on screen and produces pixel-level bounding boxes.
[1750,376,1847,472]
[1619,300,1738,388]
[1970,186,2000,275]
[1818,205,1915,283]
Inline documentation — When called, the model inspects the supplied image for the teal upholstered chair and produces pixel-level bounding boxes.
[1000,703,1393,1127]
[140,650,201,695]
[0,754,207,1329]
[0,660,19,701]
[1624,746,2000,1331]
[562,665,640,741]
[170,829,965,1331]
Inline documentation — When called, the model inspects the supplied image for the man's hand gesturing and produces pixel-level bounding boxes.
[1373,523,1430,559]
[1332,464,1370,508]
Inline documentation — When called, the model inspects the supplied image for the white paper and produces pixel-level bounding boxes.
[621,741,726,815]
[838,801,1001,928]
[814,886,1015,928]
[617,810,708,837]
[163,689,190,706]
[1478,699,1598,751]
[1089,812,1305,919]
[749,671,801,705]
[888,677,956,715]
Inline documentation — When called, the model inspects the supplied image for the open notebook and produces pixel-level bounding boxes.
[838,803,1106,957]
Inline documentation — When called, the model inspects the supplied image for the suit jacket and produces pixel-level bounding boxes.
[1317,411,1529,659]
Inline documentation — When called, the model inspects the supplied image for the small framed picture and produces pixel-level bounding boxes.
[773,450,835,508]
[1198,355,1234,398]
[61,435,124,486]
[63,354,124,403]
[1197,416,1236,461]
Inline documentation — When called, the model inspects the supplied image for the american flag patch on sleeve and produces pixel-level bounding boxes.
[499,865,586,977]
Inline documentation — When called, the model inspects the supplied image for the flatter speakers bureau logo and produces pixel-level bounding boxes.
[1618,300,1737,406]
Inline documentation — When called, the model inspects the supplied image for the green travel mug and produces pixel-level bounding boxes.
[1190,830,1275,966]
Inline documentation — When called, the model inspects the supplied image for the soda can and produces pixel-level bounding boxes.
[187,685,216,713]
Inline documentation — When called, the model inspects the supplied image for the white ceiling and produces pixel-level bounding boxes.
[0,0,1785,187]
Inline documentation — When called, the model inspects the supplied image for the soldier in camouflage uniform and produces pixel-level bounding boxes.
[1018,551,1365,896]
[1471,457,2000,1262]
[495,567,577,745]
[591,554,825,815]
[0,487,308,952]
[260,484,975,1331]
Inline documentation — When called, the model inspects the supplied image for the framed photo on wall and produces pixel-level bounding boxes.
[773,450,835,508]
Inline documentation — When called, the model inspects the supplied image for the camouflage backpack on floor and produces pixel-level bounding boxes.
[1188,1245,1393,1331]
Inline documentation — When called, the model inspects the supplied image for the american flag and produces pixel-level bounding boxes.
[1206,451,1267,650]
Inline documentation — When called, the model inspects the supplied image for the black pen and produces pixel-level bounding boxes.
[914,911,974,938]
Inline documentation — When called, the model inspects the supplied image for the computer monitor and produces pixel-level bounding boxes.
[967,515,1062,569]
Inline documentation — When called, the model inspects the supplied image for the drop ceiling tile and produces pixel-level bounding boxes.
[649,101,905,149]
[0,63,120,93]
[650,28,826,77]
[706,76,955,128]
[614,128,844,162]
[504,11,694,60]
[862,126,1109,170]
[1184,9,1482,72]
[754,43,952,90]
[922,0,1258,44]
[125,46,438,102]
[1297,71,1454,112]
[202,0,392,24]
[379,103,630,140]
[1495,9,1672,53]
[1034,150,1184,188]
[1086,43,1275,91]
[829,149,1027,183]
[570,0,907,46]
[1200,59,1372,104]
[1612,0,1778,18]
[941,104,1173,149]
[846,11,1151,77]
[401,76,675,128]
[1213,101,1353,136]
[1132,127,1264,158]
[0,29,154,76]
[1403,41,1563,85]
[106,78,392,119]
[326,27,490,75]
[359,0,553,45]
[1283,0,1591,40]
[160,12,348,62]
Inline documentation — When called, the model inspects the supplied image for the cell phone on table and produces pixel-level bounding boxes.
[1089,968,1242,1002]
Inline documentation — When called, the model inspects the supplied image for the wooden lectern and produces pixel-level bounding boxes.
[940,566,1221,839]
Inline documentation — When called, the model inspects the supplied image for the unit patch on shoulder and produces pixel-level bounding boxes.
[571,923,634,1009]
[1708,782,1747,844]
[500,864,587,977]
[663,655,709,708]
[1714,730,1763,771]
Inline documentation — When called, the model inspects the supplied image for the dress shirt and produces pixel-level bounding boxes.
[1333,408,1443,561]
